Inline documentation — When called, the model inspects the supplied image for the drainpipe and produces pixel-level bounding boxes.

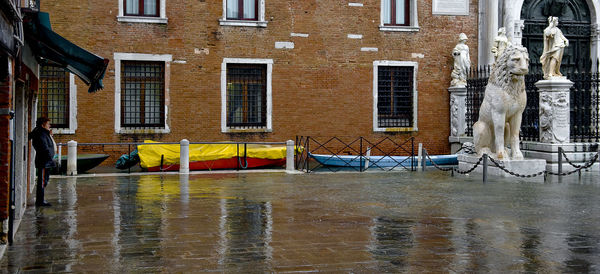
[7,110,15,245]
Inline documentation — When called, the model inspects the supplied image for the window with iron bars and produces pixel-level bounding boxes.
[121,60,165,128]
[38,65,69,129]
[226,64,267,128]
[377,66,414,128]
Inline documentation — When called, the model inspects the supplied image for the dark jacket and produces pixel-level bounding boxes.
[29,126,56,169]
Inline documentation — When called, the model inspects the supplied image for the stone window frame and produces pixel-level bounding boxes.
[114,52,172,134]
[117,0,168,24]
[221,58,273,133]
[219,0,268,27]
[372,60,419,132]
[379,0,419,32]
[37,69,78,135]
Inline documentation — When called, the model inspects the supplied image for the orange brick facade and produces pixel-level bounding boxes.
[44,0,479,155]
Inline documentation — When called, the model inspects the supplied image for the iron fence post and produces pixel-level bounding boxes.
[482,154,488,184]
[421,148,426,172]
[411,138,415,171]
[558,147,563,176]
[128,144,131,174]
[359,137,363,172]
[306,136,311,173]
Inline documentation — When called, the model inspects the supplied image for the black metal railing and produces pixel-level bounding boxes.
[466,63,600,143]
[295,136,416,172]
[466,66,490,137]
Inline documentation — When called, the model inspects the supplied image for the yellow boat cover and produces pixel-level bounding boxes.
[137,140,287,168]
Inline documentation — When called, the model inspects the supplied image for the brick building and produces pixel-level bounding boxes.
[40,0,480,155]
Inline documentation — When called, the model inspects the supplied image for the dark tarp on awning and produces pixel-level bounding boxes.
[23,11,108,92]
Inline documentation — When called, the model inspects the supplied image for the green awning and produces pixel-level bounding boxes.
[23,11,108,92]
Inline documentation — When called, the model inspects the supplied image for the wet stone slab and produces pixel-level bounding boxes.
[1,171,600,272]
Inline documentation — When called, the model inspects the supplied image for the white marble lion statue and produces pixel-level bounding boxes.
[473,44,530,160]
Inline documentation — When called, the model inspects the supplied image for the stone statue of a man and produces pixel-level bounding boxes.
[540,16,569,79]
[451,33,470,87]
[491,27,510,62]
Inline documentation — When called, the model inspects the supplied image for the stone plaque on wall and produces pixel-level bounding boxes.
[432,0,469,16]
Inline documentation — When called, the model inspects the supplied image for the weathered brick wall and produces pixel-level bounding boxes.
[46,0,479,156]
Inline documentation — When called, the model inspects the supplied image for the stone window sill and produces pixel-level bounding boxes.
[117,16,168,24]
[52,129,75,135]
[219,19,268,28]
[374,127,418,132]
[117,128,170,134]
[223,127,272,133]
[379,26,420,32]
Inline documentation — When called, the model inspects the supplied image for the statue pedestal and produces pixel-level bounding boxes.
[457,154,547,182]
[448,85,467,153]
[521,141,600,173]
[535,79,574,143]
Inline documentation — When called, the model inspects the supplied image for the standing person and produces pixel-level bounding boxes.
[28,117,56,207]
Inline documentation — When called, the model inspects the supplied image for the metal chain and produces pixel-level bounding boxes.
[424,152,454,171]
[448,156,484,174]
[453,156,483,174]
[560,149,583,168]
[423,151,483,174]
[420,148,598,178]
[547,152,598,176]
[487,157,546,178]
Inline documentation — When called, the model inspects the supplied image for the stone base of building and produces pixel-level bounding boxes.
[457,154,547,182]
[521,141,599,172]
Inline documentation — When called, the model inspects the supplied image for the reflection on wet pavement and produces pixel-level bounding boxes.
[2,171,600,272]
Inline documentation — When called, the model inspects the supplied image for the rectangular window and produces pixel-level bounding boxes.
[124,0,158,17]
[226,0,258,20]
[121,61,165,128]
[377,66,414,128]
[226,64,267,127]
[38,66,69,129]
[383,0,409,26]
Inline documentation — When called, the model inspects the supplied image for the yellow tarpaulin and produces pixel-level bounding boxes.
[137,140,287,168]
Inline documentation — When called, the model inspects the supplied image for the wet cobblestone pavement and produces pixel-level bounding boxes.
[2,171,600,272]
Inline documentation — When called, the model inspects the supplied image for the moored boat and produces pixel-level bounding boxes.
[309,153,457,168]
[52,153,110,174]
[137,141,287,171]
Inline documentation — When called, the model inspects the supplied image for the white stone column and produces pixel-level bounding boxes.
[487,0,499,65]
[591,24,600,71]
[535,79,574,143]
[67,140,77,176]
[180,139,189,174]
[286,140,294,172]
